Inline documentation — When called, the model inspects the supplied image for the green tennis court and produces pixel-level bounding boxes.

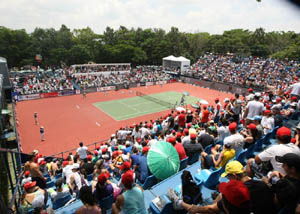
[93,91,200,121]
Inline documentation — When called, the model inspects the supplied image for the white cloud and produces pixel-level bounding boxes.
[0,0,299,34]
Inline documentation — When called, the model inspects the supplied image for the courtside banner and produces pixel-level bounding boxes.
[146,82,153,86]
[140,82,146,86]
[96,86,116,92]
[18,94,40,101]
[76,90,81,94]
[59,90,76,96]
[40,92,59,98]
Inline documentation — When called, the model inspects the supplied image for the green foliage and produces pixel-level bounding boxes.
[0,25,299,68]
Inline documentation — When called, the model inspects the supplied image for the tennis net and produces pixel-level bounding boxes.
[136,91,174,108]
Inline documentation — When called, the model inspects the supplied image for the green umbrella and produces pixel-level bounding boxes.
[147,141,180,180]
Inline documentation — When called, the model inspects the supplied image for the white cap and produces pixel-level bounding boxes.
[209,120,214,123]
[125,141,131,146]
[224,98,230,102]
[72,163,80,170]
[254,92,261,97]
[111,134,115,137]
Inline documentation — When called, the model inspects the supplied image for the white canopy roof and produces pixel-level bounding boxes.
[163,55,190,62]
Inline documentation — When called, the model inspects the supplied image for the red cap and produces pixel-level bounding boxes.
[63,161,69,166]
[64,157,68,161]
[102,148,107,154]
[190,133,197,139]
[215,98,219,101]
[94,151,98,156]
[229,122,237,132]
[248,88,253,93]
[24,171,30,177]
[277,126,291,138]
[130,125,134,129]
[168,137,176,144]
[136,138,141,143]
[181,110,185,113]
[112,151,119,159]
[218,180,250,208]
[98,173,109,184]
[120,161,131,171]
[96,146,100,150]
[87,155,93,161]
[276,98,282,102]
[40,160,46,165]
[187,123,192,128]
[247,123,256,130]
[142,146,150,153]
[291,96,298,101]
[291,138,296,144]
[24,181,37,191]
[184,128,189,134]
[264,110,271,114]
[172,130,176,134]
[266,104,271,109]
[121,170,134,187]
[176,132,182,138]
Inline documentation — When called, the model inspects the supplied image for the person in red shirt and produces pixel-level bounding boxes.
[178,111,186,128]
[201,106,210,125]
[168,137,187,161]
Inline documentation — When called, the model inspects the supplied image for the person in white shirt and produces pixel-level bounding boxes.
[247,126,300,176]
[223,122,244,157]
[261,110,275,135]
[76,142,89,162]
[289,82,300,98]
[139,126,150,139]
[62,161,73,184]
[243,93,264,125]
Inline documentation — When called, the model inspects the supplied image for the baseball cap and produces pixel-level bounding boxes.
[120,161,131,171]
[98,173,109,184]
[87,155,92,161]
[291,96,298,101]
[71,163,80,170]
[264,110,271,114]
[247,123,257,130]
[168,137,176,144]
[229,122,237,132]
[96,146,100,150]
[184,128,189,134]
[142,146,150,153]
[24,171,30,177]
[176,132,182,138]
[190,133,197,139]
[63,161,69,166]
[215,98,219,101]
[94,151,98,156]
[102,148,107,154]
[209,120,214,124]
[121,170,134,187]
[276,126,291,138]
[221,161,245,177]
[24,181,36,191]
[248,88,253,93]
[187,123,192,128]
[219,180,250,208]
[254,92,261,97]
[224,98,230,102]
[275,153,300,172]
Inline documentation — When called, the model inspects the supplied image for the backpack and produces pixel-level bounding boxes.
[181,170,202,205]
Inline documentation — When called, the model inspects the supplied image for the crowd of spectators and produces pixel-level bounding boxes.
[11,65,171,95]
[19,80,300,213]
[182,54,300,90]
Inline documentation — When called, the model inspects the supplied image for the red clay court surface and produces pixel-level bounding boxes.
[16,83,233,156]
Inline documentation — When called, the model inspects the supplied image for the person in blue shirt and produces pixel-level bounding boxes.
[123,141,133,155]
[135,147,151,184]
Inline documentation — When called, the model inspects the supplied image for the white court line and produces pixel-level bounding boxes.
[76,105,80,109]
[96,122,100,126]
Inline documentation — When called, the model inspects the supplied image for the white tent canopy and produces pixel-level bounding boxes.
[162,55,190,71]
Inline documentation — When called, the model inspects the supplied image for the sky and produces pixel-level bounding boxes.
[0,0,300,34]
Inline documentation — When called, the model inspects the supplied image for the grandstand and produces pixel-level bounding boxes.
[4,57,300,214]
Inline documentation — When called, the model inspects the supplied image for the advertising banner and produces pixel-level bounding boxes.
[40,92,59,98]
[18,94,40,101]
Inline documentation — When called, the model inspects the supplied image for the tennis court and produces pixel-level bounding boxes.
[93,91,200,121]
